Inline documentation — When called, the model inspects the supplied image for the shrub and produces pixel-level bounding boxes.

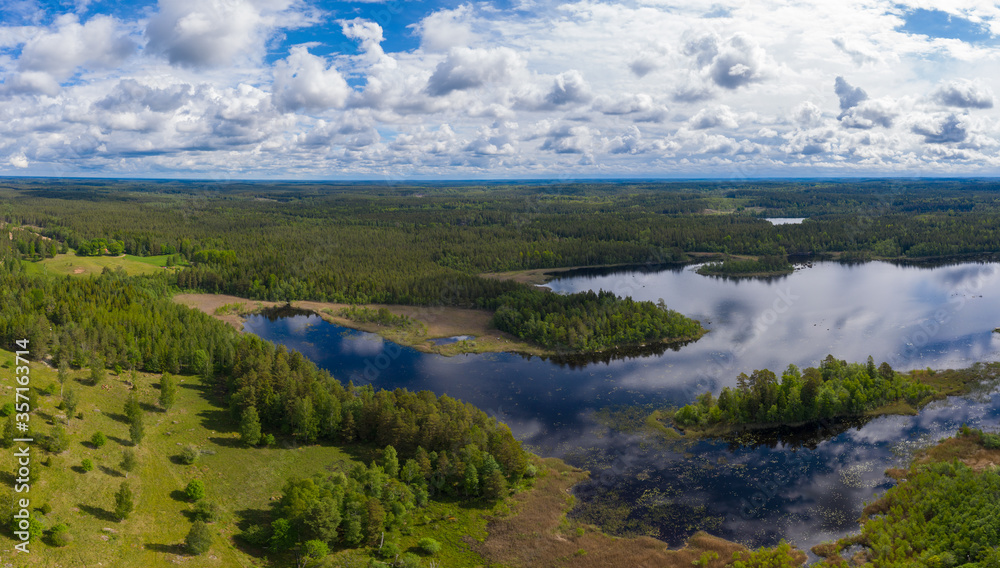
[192,500,221,522]
[179,445,200,465]
[186,521,213,555]
[49,523,71,547]
[239,523,271,546]
[185,480,206,502]
[303,539,330,561]
[39,503,52,515]
[81,459,94,472]
[378,541,400,559]
[91,431,107,448]
[418,537,442,555]
[0,403,13,416]
[261,433,275,447]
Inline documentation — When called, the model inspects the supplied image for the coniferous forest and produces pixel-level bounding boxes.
[6,179,1000,566]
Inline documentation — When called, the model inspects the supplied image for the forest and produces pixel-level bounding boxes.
[672,356,934,430]
[807,426,1000,567]
[0,255,529,562]
[7,179,1000,351]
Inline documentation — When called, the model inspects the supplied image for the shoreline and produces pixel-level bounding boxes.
[173,293,705,358]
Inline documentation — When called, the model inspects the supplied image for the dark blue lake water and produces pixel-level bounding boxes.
[243,261,1000,551]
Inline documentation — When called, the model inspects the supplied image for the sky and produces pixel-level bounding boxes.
[1,0,1000,179]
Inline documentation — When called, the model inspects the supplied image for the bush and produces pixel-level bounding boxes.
[39,503,52,515]
[0,403,13,416]
[261,433,275,447]
[81,459,94,472]
[239,523,271,546]
[398,553,422,568]
[304,539,330,561]
[91,431,107,448]
[185,520,213,555]
[49,523,71,547]
[418,537,442,555]
[192,500,221,522]
[379,541,400,559]
[185,480,206,502]
[179,445,200,465]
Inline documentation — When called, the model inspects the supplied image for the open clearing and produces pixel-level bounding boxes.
[23,253,183,278]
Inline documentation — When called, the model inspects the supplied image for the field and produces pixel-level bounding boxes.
[0,349,367,567]
[22,253,183,278]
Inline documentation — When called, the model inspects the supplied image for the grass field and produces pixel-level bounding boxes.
[22,253,184,277]
[0,349,560,568]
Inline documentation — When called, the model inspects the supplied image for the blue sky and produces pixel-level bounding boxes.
[1,0,1000,179]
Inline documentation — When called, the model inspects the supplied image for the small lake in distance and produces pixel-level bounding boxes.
[244,261,1000,551]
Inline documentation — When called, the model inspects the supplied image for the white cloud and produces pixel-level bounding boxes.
[146,0,304,68]
[3,0,1000,177]
[412,6,475,52]
[426,47,525,96]
[272,47,351,113]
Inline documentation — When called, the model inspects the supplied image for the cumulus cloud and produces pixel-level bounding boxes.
[689,105,739,129]
[4,14,134,95]
[792,102,823,126]
[832,37,878,66]
[629,42,669,78]
[8,153,29,168]
[272,47,351,113]
[544,70,591,107]
[606,125,642,154]
[840,98,898,129]
[146,0,300,68]
[426,47,524,96]
[96,80,192,113]
[933,80,993,109]
[834,77,868,114]
[538,122,595,154]
[412,6,474,52]
[707,34,769,90]
[912,114,967,144]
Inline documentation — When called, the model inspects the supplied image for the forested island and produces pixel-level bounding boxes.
[695,254,794,277]
[671,356,992,436]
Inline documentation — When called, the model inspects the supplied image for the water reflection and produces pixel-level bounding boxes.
[243,261,1000,551]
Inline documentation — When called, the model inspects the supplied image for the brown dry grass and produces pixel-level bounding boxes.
[173,293,546,356]
[914,431,1000,472]
[470,457,751,568]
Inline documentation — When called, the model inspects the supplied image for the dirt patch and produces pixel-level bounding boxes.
[73,267,85,274]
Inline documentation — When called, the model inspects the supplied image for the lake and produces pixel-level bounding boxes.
[243,260,1000,551]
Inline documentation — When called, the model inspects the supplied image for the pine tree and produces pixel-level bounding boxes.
[114,482,134,520]
[239,406,262,447]
[159,373,177,411]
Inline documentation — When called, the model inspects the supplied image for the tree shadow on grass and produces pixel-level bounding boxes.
[99,465,124,478]
[170,490,190,503]
[107,436,132,447]
[208,436,242,448]
[105,412,129,425]
[144,543,188,555]
[78,504,118,523]
[139,402,160,414]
